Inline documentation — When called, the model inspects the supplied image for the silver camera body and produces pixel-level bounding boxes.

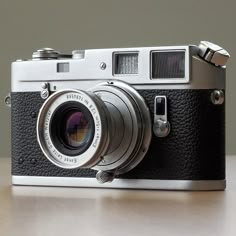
[10,41,229,190]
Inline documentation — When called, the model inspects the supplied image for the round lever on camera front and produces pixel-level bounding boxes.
[153,119,171,138]
[198,41,230,67]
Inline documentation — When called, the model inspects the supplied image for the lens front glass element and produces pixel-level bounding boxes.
[50,102,95,156]
[64,110,91,148]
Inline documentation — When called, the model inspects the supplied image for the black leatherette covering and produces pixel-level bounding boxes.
[11,90,225,180]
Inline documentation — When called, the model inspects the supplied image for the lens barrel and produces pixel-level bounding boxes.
[37,82,152,175]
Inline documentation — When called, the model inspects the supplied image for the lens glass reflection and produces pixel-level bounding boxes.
[50,101,95,156]
[64,111,91,148]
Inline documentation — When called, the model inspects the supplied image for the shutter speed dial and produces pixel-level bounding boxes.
[32,48,72,60]
[32,48,60,60]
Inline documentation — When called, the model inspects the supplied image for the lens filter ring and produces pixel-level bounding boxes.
[37,89,110,169]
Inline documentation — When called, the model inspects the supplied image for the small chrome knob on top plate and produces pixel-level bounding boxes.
[32,48,60,60]
[72,49,85,59]
[198,41,230,67]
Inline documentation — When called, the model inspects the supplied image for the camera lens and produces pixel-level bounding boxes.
[37,85,152,173]
[37,89,111,169]
[50,102,95,156]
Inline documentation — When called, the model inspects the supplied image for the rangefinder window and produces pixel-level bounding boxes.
[114,52,138,75]
[151,51,185,79]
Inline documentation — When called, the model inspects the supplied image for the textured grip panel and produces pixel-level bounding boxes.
[11,92,97,178]
[11,90,225,180]
[122,89,225,180]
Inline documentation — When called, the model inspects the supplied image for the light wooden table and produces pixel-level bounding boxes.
[0,156,236,236]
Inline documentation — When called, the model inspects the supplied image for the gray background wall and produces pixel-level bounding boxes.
[0,0,235,157]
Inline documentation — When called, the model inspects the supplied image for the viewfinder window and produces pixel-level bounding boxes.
[151,51,185,79]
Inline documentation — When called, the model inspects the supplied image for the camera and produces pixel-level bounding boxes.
[9,41,230,190]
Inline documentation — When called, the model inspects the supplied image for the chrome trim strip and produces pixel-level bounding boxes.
[12,176,226,191]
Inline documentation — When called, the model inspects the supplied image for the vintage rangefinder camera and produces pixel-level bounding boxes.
[9,41,230,190]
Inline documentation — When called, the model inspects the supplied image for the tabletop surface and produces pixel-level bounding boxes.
[0,156,236,236]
